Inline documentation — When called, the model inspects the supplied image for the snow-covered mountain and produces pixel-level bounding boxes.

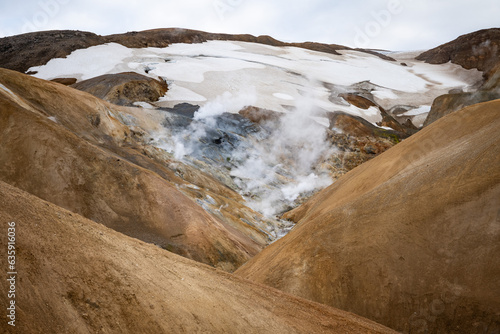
[21,37,483,218]
[28,40,481,127]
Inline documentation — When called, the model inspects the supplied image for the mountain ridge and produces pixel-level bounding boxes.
[0,28,394,74]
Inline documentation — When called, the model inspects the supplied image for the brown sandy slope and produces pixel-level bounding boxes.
[71,72,169,106]
[0,68,272,271]
[236,100,500,333]
[0,28,393,74]
[0,180,396,334]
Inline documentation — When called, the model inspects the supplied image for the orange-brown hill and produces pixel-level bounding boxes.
[71,72,169,106]
[0,67,271,271]
[236,100,500,333]
[0,28,394,74]
[0,180,396,334]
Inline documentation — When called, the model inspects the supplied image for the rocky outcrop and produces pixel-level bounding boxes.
[328,112,399,144]
[339,92,378,110]
[236,100,500,333]
[0,68,272,271]
[418,28,500,126]
[423,90,500,126]
[0,30,105,74]
[482,63,500,90]
[71,72,168,106]
[0,180,396,334]
[338,93,418,136]
[239,106,283,125]
[416,28,500,78]
[0,28,394,74]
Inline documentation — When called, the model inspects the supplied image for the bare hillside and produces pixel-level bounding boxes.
[0,180,395,334]
[236,100,500,333]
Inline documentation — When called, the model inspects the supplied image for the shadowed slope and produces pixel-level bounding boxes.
[0,180,396,334]
[236,100,500,333]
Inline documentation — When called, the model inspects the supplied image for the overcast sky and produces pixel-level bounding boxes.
[0,0,498,51]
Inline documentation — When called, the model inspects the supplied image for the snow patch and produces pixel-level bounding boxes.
[159,84,207,102]
[27,40,482,124]
[150,56,264,83]
[402,105,431,116]
[372,89,399,100]
[273,93,295,100]
[29,43,133,81]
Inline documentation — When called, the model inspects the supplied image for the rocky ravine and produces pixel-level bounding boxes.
[0,67,279,272]
[236,100,500,333]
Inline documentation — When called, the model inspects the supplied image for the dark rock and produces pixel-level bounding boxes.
[416,28,500,80]
[0,30,105,74]
[159,103,200,118]
[87,114,101,127]
[423,90,500,127]
[363,144,377,154]
[51,77,77,86]
[339,93,377,109]
[418,28,500,127]
[402,118,418,130]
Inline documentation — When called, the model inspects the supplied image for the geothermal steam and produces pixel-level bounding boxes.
[157,88,335,218]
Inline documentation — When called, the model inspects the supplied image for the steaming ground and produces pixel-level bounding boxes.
[27,40,483,221]
[155,89,336,217]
